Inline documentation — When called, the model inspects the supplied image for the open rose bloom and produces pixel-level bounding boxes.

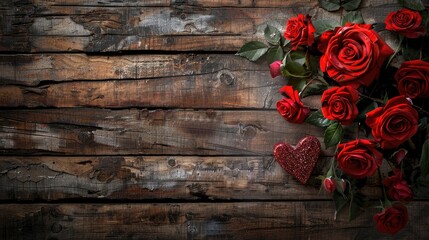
[320,23,394,88]
[237,3,428,236]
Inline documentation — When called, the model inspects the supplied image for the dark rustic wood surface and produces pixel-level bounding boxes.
[1,202,428,240]
[0,0,427,239]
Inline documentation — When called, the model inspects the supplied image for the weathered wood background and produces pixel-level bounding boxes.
[0,0,428,239]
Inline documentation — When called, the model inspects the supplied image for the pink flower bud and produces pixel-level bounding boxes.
[270,60,282,78]
[323,177,336,193]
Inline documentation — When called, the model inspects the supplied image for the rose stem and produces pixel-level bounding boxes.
[385,35,404,69]
[412,104,429,116]
[358,93,385,104]
[377,168,390,208]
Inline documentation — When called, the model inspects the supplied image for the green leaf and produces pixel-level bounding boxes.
[319,0,341,11]
[341,0,362,11]
[300,82,328,98]
[372,22,386,32]
[349,192,367,221]
[305,110,333,127]
[308,55,323,75]
[281,36,291,47]
[324,122,343,149]
[333,190,348,217]
[341,11,364,26]
[403,38,421,61]
[357,101,378,120]
[399,0,425,11]
[313,19,339,35]
[419,117,428,131]
[236,41,269,62]
[414,173,429,198]
[266,46,284,65]
[287,78,307,92]
[290,50,307,65]
[420,139,429,177]
[282,61,309,78]
[264,25,282,45]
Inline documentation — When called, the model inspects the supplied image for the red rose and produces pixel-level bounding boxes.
[395,60,429,98]
[323,177,336,193]
[366,96,418,149]
[383,169,413,202]
[284,14,315,50]
[321,86,359,125]
[317,30,334,53]
[320,24,394,88]
[336,139,383,179]
[270,60,282,78]
[276,86,310,124]
[385,8,425,38]
[374,204,408,234]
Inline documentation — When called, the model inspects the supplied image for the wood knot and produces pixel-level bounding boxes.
[238,124,257,139]
[78,131,94,144]
[187,183,208,199]
[165,37,175,45]
[167,158,176,167]
[51,222,62,233]
[217,70,235,86]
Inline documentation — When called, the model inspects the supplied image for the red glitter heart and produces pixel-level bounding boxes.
[273,136,321,184]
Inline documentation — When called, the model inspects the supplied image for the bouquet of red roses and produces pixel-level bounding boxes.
[237,0,428,235]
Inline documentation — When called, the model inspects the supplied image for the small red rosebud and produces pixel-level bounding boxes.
[323,177,336,193]
[269,60,282,78]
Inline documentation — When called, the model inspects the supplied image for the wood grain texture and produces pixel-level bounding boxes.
[0,1,400,52]
[0,54,266,86]
[0,108,332,156]
[0,53,324,109]
[21,0,404,7]
[0,155,340,201]
[1,202,427,240]
[31,0,318,7]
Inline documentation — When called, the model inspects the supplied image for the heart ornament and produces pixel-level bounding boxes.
[273,136,321,184]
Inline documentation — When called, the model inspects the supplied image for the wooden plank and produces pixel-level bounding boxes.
[0,53,324,109]
[0,54,266,86]
[0,109,332,156]
[30,0,317,7]
[0,155,328,201]
[0,3,400,52]
[0,77,281,108]
[25,0,402,7]
[0,202,427,239]
[0,155,381,201]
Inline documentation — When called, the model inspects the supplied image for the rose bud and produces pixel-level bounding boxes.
[374,204,408,234]
[323,177,336,193]
[270,60,283,78]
